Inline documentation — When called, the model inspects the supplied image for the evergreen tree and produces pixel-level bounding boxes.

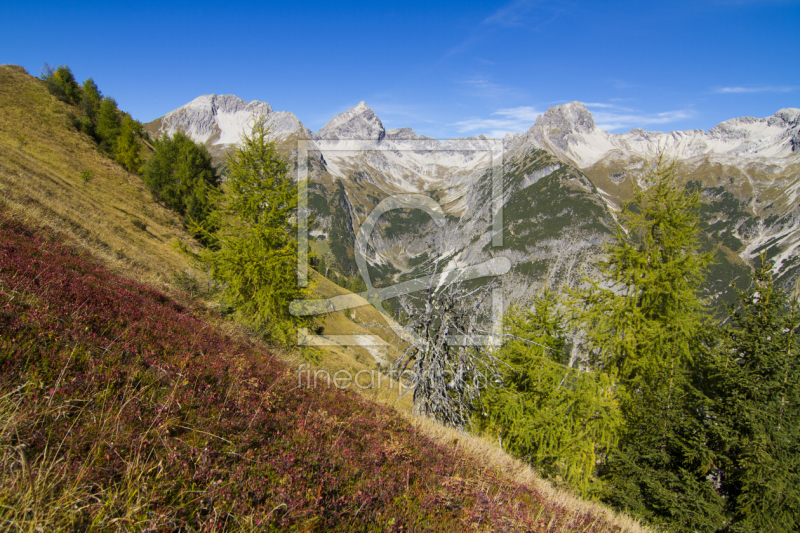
[573,154,724,530]
[114,115,142,173]
[186,116,310,343]
[95,97,121,154]
[712,259,800,532]
[79,78,103,137]
[349,276,367,293]
[41,64,82,105]
[141,131,220,241]
[317,256,327,277]
[477,290,621,497]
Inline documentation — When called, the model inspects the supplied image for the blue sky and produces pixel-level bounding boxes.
[2,0,798,138]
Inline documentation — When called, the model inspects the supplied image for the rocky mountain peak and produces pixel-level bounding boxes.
[533,101,596,134]
[524,101,600,155]
[317,101,385,141]
[146,94,310,155]
[385,127,420,140]
[214,94,273,115]
[181,94,274,120]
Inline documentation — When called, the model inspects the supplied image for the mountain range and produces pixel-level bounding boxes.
[146,97,800,312]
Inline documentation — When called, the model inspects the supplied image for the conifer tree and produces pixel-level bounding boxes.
[141,130,219,237]
[79,78,103,137]
[573,154,725,530]
[41,64,82,105]
[317,256,327,277]
[95,97,121,153]
[114,115,142,173]
[186,116,310,343]
[712,259,800,532]
[477,290,621,497]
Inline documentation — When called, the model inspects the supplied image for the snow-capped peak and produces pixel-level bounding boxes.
[317,101,385,141]
[521,103,800,168]
[150,94,310,147]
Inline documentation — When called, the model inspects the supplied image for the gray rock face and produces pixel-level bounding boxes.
[316,101,385,141]
[773,108,800,126]
[149,94,311,147]
[531,101,597,151]
[385,127,419,140]
[772,109,800,152]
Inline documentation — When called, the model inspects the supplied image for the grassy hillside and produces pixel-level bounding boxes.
[0,208,645,532]
[0,65,193,287]
[0,64,648,532]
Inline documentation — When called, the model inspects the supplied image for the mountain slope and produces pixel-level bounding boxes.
[0,64,195,286]
[0,212,647,532]
[0,65,654,531]
[521,102,800,288]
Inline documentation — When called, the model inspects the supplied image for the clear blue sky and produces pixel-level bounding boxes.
[2,0,798,138]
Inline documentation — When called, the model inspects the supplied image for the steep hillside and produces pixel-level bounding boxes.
[0,64,397,371]
[0,193,646,533]
[0,65,194,286]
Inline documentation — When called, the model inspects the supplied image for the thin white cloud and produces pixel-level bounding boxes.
[582,102,634,112]
[607,78,639,90]
[493,106,542,122]
[370,102,438,124]
[484,0,538,27]
[713,86,795,94]
[453,106,543,137]
[459,77,526,100]
[445,0,569,57]
[591,109,694,131]
[581,101,693,131]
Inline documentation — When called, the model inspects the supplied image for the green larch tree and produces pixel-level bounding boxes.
[79,77,103,138]
[573,153,725,530]
[141,130,220,241]
[41,64,82,105]
[94,97,121,154]
[186,116,310,344]
[114,115,142,173]
[477,290,621,498]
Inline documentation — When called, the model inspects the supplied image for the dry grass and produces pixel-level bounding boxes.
[0,64,198,289]
[0,382,253,532]
[404,414,651,533]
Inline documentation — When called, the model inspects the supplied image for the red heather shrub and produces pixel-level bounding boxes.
[0,211,619,532]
